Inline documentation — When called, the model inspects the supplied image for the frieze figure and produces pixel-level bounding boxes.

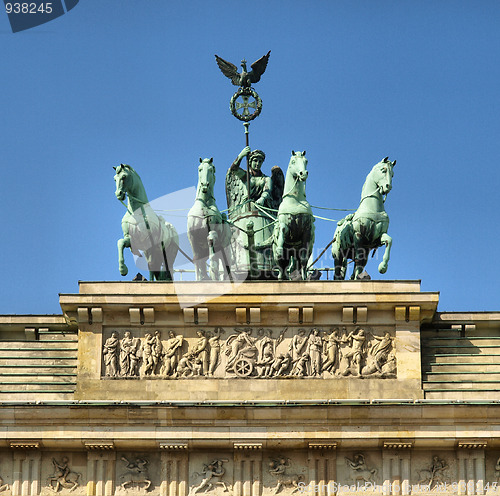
[345,454,377,484]
[322,328,342,374]
[381,351,397,376]
[120,331,140,377]
[142,333,155,376]
[342,328,367,377]
[119,456,152,491]
[142,330,163,375]
[103,332,120,377]
[256,347,275,377]
[192,459,230,494]
[417,456,448,489]
[176,353,200,377]
[361,331,395,377]
[207,328,224,377]
[151,330,163,375]
[290,353,309,377]
[162,331,184,377]
[288,329,307,362]
[0,476,7,493]
[225,330,256,374]
[47,456,81,492]
[268,457,303,494]
[269,353,293,377]
[255,329,278,377]
[306,329,323,377]
[190,330,209,375]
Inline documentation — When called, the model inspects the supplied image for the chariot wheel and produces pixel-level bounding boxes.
[234,357,253,377]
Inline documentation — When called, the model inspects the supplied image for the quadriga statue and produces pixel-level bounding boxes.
[114,164,179,281]
[332,157,396,280]
[225,145,284,278]
[272,151,315,280]
[187,158,233,281]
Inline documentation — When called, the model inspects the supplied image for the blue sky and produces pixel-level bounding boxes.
[1,1,500,314]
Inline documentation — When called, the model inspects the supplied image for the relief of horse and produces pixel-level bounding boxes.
[114,164,179,281]
[332,157,396,280]
[187,158,233,280]
[272,151,315,280]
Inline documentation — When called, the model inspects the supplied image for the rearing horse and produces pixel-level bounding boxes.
[114,164,179,281]
[273,151,315,280]
[332,157,396,280]
[187,158,233,281]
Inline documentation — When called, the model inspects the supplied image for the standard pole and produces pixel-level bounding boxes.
[244,122,251,211]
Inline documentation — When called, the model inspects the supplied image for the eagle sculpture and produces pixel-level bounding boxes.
[215,51,271,88]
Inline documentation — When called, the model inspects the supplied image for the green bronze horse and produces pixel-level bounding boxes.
[332,157,396,280]
[272,151,315,280]
[114,164,179,281]
[187,158,233,281]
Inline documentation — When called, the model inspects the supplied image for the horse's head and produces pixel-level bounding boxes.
[370,157,396,195]
[289,150,308,182]
[113,163,134,201]
[197,158,216,197]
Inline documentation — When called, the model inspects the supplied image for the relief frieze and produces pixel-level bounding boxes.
[101,326,397,379]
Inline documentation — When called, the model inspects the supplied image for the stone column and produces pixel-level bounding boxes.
[233,443,262,496]
[10,443,41,496]
[159,444,189,496]
[85,444,116,496]
[475,451,485,496]
[457,443,487,496]
[308,443,337,496]
[382,443,412,496]
[458,451,467,496]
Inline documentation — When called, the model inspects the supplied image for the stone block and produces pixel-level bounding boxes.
[143,307,155,323]
[197,307,208,324]
[288,308,299,323]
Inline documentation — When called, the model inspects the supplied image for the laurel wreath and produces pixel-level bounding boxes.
[230,87,262,122]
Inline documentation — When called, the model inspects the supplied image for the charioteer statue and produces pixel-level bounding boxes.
[216,50,286,278]
[225,145,284,277]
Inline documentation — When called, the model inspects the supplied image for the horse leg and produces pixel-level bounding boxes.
[143,249,157,281]
[195,259,209,281]
[162,243,177,281]
[335,254,348,280]
[303,219,315,280]
[299,247,309,281]
[352,236,368,279]
[378,233,392,274]
[274,220,288,280]
[208,231,220,281]
[118,236,131,276]
[278,251,289,281]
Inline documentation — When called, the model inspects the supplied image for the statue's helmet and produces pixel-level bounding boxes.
[249,150,266,162]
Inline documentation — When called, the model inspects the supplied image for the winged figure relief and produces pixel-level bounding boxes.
[215,51,271,88]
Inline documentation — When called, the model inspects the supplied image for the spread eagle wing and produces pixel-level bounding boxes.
[270,165,285,212]
[225,167,248,217]
[249,50,271,84]
[215,55,241,86]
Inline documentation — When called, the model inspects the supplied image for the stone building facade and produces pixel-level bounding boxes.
[0,280,499,495]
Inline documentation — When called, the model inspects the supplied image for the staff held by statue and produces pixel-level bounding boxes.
[215,50,270,211]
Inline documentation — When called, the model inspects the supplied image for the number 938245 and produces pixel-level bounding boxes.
[5,3,53,14]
